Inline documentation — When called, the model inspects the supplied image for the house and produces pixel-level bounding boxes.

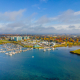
[40,41,48,45]
[50,42,56,46]
[59,42,66,44]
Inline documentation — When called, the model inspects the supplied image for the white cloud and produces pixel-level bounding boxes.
[36,15,51,24]
[0,9,26,21]
[0,9,80,34]
[74,11,80,15]
[55,10,80,24]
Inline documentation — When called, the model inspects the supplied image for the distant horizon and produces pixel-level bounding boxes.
[0,33,80,36]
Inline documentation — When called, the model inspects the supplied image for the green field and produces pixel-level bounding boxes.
[70,49,80,55]
[0,40,12,44]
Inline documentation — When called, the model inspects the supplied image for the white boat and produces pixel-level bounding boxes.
[47,48,51,51]
[43,49,46,52]
[32,56,34,58]
[12,52,15,55]
[31,48,33,50]
[16,51,18,53]
[52,48,54,50]
[9,54,12,56]
[5,53,8,55]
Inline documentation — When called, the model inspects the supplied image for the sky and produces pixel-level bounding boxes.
[0,0,80,34]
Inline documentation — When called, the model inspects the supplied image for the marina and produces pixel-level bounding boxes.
[0,43,55,57]
[0,43,33,56]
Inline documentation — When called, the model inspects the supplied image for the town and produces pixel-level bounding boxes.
[0,34,80,49]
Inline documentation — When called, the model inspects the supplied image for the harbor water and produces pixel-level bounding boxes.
[0,46,80,80]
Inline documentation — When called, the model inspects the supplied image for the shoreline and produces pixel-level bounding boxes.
[1,40,80,48]
[70,49,80,55]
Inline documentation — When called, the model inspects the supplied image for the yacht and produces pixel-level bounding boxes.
[9,54,12,56]
[52,48,54,50]
[5,53,8,55]
[43,49,46,52]
[47,48,51,51]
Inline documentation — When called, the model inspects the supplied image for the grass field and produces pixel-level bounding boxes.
[0,40,11,44]
[70,49,80,55]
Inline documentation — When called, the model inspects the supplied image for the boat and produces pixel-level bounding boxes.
[31,48,33,50]
[9,54,12,56]
[47,48,51,51]
[15,51,18,54]
[52,48,54,50]
[32,56,34,58]
[5,53,8,55]
[43,49,46,52]
[12,52,15,55]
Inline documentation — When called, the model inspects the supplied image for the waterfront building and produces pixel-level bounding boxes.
[50,42,56,46]
[10,37,14,40]
[14,36,22,41]
[40,41,48,45]
[33,44,40,48]
[22,36,29,39]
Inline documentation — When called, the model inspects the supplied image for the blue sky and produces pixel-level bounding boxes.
[0,0,80,34]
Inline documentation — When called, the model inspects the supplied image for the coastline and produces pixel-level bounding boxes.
[0,45,80,80]
[1,40,80,49]
[70,49,80,55]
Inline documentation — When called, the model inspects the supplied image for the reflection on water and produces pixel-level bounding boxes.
[0,46,80,80]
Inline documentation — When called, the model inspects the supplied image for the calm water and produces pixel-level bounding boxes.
[0,46,80,80]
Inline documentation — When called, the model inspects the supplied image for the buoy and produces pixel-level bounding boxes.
[32,56,34,58]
